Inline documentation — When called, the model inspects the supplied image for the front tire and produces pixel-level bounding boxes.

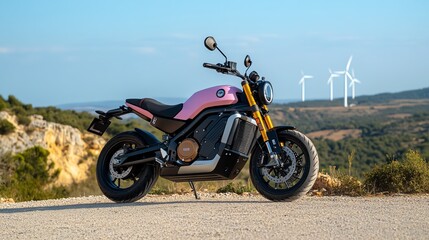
[250,130,319,201]
[96,131,159,203]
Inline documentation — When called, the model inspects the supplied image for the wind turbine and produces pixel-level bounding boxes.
[299,71,313,102]
[327,69,340,101]
[349,69,361,99]
[335,56,353,107]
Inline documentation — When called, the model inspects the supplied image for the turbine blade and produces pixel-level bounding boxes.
[346,72,353,80]
[352,69,355,78]
[346,56,353,71]
[355,79,361,83]
[335,71,345,74]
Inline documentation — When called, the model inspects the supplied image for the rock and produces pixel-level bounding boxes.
[0,197,15,203]
[0,111,106,186]
[312,173,341,194]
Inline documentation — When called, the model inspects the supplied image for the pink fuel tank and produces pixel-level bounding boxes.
[174,85,241,120]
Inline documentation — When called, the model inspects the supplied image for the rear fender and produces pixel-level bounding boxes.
[134,128,160,145]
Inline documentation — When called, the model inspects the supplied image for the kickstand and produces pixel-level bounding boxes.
[189,181,200,200]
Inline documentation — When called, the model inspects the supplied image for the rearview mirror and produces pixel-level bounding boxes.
[244,55,252,68]
[204,36,217,51]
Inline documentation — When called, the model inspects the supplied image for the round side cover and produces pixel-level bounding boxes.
[174,85,241,120]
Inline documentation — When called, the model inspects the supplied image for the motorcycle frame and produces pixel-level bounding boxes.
[93,80,285,170]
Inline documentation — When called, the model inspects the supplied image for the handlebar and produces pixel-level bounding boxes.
[203,63,230,73]
[203,62,246,80]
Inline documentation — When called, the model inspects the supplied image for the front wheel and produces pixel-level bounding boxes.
[250,130,319,201]
[96,131,159,203]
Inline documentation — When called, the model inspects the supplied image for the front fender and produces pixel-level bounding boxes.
[271,126,296,133]
[253,125,296,149]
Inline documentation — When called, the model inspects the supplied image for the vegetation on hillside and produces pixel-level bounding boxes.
[0,147,68,201]
[0,119,15,135]
[271,98,429,176]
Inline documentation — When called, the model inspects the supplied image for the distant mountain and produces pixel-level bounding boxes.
[356,87,429,104]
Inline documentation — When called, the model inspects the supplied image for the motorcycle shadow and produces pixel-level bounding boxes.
[0,199,270,214]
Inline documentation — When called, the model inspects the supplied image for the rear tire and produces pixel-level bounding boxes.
[96,131,159,203]
[250,130,319,201]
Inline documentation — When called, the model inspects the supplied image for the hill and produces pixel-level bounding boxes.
[282,87,429,108]
[270,87,429,175]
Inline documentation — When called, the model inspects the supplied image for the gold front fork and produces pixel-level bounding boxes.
[242,81,274,142]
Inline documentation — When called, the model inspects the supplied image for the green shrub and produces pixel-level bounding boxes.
[332,173,365,196]
[216,182,253,195]
[16,114,31,126]
[0,119,15,135]
[7,95,24,107]
[12,106,31,126]
[0,97,8,111]
[0,146,69,201]
[364,150,429,194]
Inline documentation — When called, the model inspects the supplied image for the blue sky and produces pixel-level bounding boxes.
[0,1,428,106]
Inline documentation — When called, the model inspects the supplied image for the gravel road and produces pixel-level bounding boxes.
[1,193,428,239]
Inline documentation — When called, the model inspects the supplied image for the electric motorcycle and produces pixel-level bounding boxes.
[88,36,319,202]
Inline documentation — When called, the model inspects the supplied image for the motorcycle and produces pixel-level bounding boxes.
[87,36,319,202]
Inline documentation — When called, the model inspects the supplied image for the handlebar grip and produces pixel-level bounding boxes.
[203,63,219,69]
[203,63,230,73]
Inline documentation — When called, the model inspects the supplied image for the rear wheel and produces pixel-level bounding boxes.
[96,131,159,203]
[250,130,319,201]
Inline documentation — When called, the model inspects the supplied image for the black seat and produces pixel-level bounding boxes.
[126,98,183,119]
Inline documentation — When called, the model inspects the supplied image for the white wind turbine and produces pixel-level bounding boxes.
[327,69,340,101]
[349,69,361,99]
[299,71,313,102]
[335,56,353,107]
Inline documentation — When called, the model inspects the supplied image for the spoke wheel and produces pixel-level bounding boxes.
[250,130,319,201]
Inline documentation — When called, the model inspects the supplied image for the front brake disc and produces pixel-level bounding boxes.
[261,146,297,183]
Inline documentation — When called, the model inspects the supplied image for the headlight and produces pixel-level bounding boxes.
[257,81,273,105]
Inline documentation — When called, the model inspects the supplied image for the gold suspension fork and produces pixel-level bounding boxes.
[242,80,269,141]
[242,80,275,134]
[242,80,281,166]
[261,105,274,129]
[261,105,284,147]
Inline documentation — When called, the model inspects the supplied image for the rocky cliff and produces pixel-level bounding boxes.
[0,111,105,186]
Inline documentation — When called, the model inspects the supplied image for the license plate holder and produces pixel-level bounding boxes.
[87,118,111,136]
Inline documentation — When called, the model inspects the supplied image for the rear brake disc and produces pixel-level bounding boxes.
[109,149,133,179]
